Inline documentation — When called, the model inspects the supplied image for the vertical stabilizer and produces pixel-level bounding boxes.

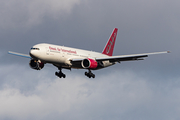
[102,28,118,56]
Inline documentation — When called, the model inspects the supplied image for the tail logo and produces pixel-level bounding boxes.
[106,33,117,54]
[102,28,118,56]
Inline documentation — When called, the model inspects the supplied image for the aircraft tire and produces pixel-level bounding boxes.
[55,72,57,75]
[85,72,88,76]
[92,74,95,78]
[55,72,66,78]
[85,71,96,78]
[63,74,66,78]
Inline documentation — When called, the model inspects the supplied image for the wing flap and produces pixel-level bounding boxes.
[108,55,147,62]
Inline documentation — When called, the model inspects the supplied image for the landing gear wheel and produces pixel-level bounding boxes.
[92,74,95,78]
[85,72,88,76]
[85,70,95,78]
[55,68,66,78]
[55,72,58,76]
[62,74,66,78]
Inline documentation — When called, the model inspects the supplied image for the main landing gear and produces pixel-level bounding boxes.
[55,68,95,79]
[85,70,95,78]
[55,68,66,78]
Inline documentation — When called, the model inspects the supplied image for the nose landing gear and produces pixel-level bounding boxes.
[55,68,66,78]
[85,70,95,78]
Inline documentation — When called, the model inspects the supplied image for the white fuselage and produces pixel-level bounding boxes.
[30,43,114,69]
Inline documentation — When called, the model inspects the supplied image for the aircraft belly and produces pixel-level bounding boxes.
[71,63,83,69]
[103,61,115,67]
[39,53,66,64]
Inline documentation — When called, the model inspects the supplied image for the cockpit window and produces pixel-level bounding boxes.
[31,48,40,50]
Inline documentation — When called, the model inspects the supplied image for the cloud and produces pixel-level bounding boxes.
[0,64,180,120]
[0,0,81,29]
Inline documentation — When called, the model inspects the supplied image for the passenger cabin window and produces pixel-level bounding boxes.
[31,48,40,50]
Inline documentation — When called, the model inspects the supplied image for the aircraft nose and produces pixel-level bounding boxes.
[29,50,34,58]
[29,49,38,59]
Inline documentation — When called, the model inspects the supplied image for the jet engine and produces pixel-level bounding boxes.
[29,59,44,70]
[81,58,98,69]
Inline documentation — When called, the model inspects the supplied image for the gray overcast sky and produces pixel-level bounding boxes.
[0,0,180,120]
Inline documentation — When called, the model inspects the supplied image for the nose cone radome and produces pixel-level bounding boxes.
[29,50,38,59]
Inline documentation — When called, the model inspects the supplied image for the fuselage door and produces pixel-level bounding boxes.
[46,47,50,55]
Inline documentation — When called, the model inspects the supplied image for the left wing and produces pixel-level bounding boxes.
[71,51,170,63]
[8,51,31,58]
[96,51,170,62]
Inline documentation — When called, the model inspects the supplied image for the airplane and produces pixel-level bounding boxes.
[8,28,169,78]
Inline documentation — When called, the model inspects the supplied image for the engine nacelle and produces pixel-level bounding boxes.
[81,58,98,69]
[29,59,44,70]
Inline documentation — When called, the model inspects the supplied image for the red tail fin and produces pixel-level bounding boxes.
[102,28,118,56]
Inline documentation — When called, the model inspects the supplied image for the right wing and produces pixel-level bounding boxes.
[8,51,31,58]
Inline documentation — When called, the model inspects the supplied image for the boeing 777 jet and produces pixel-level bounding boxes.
[8,28,169,78]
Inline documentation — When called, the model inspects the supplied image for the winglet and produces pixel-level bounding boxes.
[102,28,118,56]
